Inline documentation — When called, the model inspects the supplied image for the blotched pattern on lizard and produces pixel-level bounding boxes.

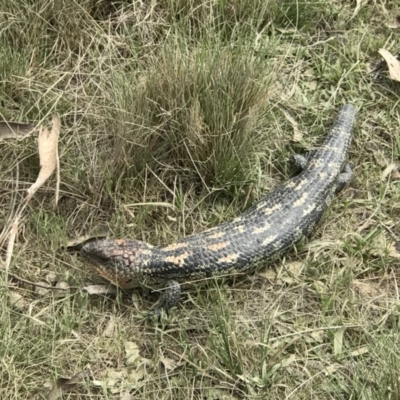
[81,104,357,315]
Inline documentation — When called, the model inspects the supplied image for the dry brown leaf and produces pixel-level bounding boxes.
[353,280,382,299]
[258,268,277,280]
[357,219,376,233]
[388,16,400,29]
[83,285,118,295]
[388,242,400,259]
[204,388,239,400]
[26,116,60,203]
[381,163,398,181]
[92,370,126,389]
[8,291,27,309]
[46,369,90,400]
[103,317,116,338]
[281,354,296,367]
[127,364,149,384]
[371,231,400,259]
[125,341,141,366]
[131,292,141,310]
[35,281,52,296]
[0,121,34,140]
[372,149,389,167]
[159,356,182,372]
[54,281,69,297]
[324,364,340,375]
[391,168,400,180]
[303,80,318,91]
[350,346,369,357]
[121,391,132,400]
[378,49,400,82]
[46,272,58,283]
[281,261,304,280]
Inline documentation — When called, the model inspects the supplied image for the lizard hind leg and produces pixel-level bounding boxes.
[335,163,353,194]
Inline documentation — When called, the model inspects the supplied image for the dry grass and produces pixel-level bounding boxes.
[1,0,400,399]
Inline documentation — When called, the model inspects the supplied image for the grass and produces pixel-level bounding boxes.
[1,0,400,398]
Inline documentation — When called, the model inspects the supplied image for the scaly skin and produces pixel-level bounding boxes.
[81,104,357,314]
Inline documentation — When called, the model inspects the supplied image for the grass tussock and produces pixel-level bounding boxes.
[1,0,400,399]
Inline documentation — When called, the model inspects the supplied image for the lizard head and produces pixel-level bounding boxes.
[81,238,154,288]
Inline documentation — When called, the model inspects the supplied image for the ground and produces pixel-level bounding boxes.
[1,1,400,399]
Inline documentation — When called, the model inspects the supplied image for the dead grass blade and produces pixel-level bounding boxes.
[4,214,20,273]
[66,234,107,249]
[26,116,60,204]
[280,108,304,142]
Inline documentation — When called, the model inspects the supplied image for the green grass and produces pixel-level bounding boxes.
[1,0,400,398]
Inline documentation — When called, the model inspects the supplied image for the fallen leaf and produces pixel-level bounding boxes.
[391,168,400,180]
[34,281,51,296]
[0,121,34,140]
[351,346,369,357]
[26,116,60,203]
[333,327,346,356]
[387,16,400,29]
[131,292,141,310]
[303,80,318,91]
[372,149,389,167]
[204,388,238,400]
[324,364,340,375]
[121,391,132,400]
[159,356,182,372]
[46,272,58,283]
[93,370,126,388]
[125,341,141,366]
[388,242,400,259]
[8,291,27,309]
[127,365,148,384]
[357,219,376,233]
[258,268,277,280]
[371,231,400,259]
[54,281,69,297]
[103,317,116,338]
[46,368,90,400]
[381,163,398,181]
[281,261,304,281]
[83,285,118,295]
[310,330,325,343]
[66,234,108,249]
[281,108,304,142]
[353,280,382,299]
[281,354,296,367]
[378,49,400,82]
